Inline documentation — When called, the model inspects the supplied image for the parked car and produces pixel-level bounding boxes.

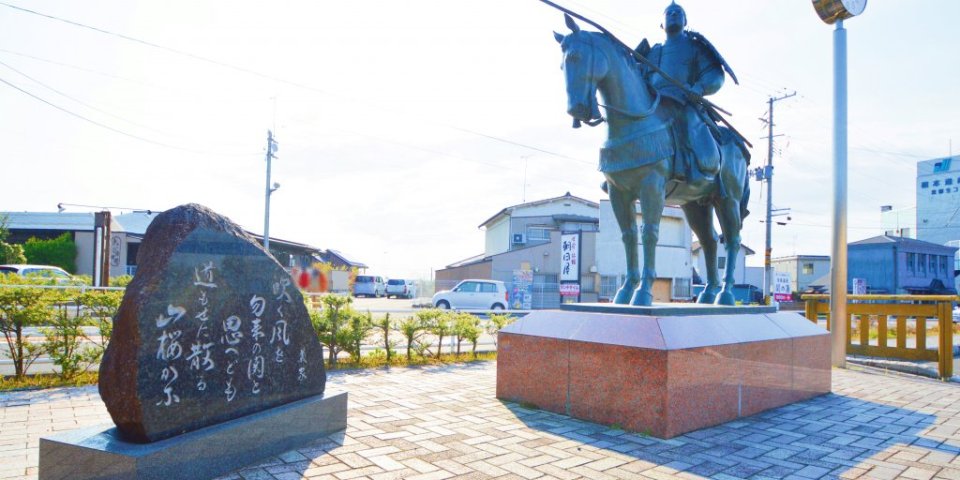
[432,279,508,310]
[953,305,960,323]
[386,279,417,299]
[353,275,385,297]
[0,264,75,283]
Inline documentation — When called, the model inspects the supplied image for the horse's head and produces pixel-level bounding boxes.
[554,15,605,126]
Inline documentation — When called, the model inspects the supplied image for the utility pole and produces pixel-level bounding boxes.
[263,130,279,254]
[757,91,795,304]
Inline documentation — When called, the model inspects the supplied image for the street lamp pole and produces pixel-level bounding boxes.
[812,0,867,368]
[830,20,848,367]
[263,130,279,254]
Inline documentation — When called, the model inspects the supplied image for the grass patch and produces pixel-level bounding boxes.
[0,371,99,392]
[0,353,498,391]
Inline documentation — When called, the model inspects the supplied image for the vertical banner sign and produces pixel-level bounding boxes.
[773,272,792,302]
[511,269,533,310]
[560,232,581,302]
[852,278,866,295]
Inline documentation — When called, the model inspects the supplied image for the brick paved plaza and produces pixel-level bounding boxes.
[2,362,959,480]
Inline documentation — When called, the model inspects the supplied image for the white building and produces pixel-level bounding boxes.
[596,200,693,302]
[691,240,759,288]
[917,156,960,247]
[479,192,599,256]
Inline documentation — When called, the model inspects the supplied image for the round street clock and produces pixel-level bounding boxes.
[812,0,867,24]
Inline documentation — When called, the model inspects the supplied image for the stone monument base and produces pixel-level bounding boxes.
[39,390,348,480]
[496,308,830,439]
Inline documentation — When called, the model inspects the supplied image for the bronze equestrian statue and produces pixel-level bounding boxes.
[553,2,750,306]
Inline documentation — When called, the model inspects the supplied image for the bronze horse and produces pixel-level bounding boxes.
[554,19,750,306]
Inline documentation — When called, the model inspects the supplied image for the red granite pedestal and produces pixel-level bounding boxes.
[496,308,830,439]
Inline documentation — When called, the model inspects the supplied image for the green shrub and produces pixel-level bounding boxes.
[23,233,77,273]
[310,294,353,366]
[398,315,425,362]
[0,286,52,379]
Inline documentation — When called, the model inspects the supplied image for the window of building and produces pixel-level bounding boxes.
[919,254,928,275]
[932,190,937,195]
[802,263,814,275]
[526,226,551,241]
[930,255,938,275]
[934,180,941,186]
[939,189,945,194]
[717,256,726,270]
[600,275,621,300]
[907,253,916,275]
[948,178,955,186]
[940,256,949,275]
[921,181,929,188]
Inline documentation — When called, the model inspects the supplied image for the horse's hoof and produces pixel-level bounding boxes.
[715,291,736,306]
[630,290,654,306]
[697,291,717,304]
[613,287,633,305]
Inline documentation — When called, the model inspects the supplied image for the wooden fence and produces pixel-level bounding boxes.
[802,295,957,380]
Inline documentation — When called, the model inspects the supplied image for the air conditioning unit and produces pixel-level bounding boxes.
[512,233,527,245]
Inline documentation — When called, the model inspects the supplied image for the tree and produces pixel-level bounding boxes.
[398,315,424,362]
[344,310,374,363]
[421,309,454,359]
[376,313,398,363]
[0,286,51,379]
[23,233,77,273]
[487,313,517,347]
[453,312,482,357]
[310,294,353,366]
[0,214,26,265]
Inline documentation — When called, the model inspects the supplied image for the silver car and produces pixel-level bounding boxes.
[353,275,385,297]
[432,279,507,310]
[386,279,417,299]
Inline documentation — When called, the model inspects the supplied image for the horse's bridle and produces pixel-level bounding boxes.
[571,32,662,128]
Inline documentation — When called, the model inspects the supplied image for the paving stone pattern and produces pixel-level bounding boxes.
[2,363,960,479]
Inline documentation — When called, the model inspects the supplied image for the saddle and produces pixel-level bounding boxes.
[670,102,721,185]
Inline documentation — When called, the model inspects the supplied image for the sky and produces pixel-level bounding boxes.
[1,1,958,280]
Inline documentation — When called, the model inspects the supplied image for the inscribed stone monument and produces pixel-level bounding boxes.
[98,203,327,443]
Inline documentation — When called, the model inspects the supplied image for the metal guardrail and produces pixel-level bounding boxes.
[802,294,958,380]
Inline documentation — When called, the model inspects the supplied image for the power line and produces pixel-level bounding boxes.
[0,75,255,157]
[0,59,177,139]
[0,1,592,166]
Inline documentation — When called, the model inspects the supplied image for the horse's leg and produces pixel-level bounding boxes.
[630,174,666,306]
[681,203,721,304]
[713,144,747,306]
[608,181,640,304]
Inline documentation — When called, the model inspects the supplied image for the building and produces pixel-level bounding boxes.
[2,210,334,278]
[437,193,600,308]
[318,250,368,271]
[771,255,832,293]
[691,239,758,288]
[436,229,599,308]
[478,192,599,256]
[595,201,693,302]
[916,156,960,247]
[848,235,957,294]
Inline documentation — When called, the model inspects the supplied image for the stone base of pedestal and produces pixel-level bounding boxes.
[39,390,347,480]
[496,309,830,439]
